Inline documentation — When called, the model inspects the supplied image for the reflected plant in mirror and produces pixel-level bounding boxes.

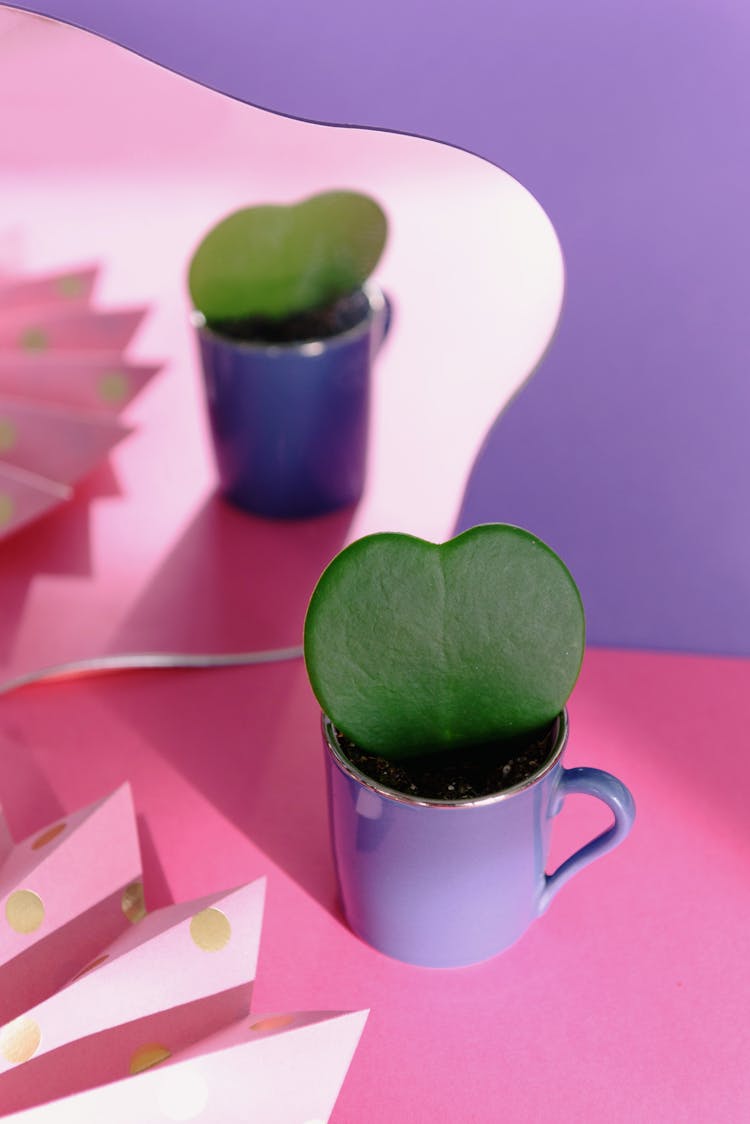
[188,189,388,344]
[188,190,391,519]
[304,523,586,799]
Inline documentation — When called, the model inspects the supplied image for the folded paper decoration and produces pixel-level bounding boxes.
[2,1010,369,1123]
[0,306,146,353]
[0,464,71,540]
[0,356,163,414]
[0,266,99,312]
[0,881,265,1114]
[0,399,131,487]
[0,789,367,1121]
[0,263,162,541]
[0,783,142,1027]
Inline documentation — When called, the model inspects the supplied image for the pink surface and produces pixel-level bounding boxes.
[0,649,747,1120]
[0,806,10,867]
[0,11,746,1122]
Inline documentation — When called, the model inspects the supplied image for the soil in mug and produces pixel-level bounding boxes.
[338,722,559,801]
[210,290,370,345]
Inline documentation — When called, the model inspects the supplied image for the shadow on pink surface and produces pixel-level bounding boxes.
[108,663,338,913]
[0,722,66,837]
[112,495,352,654]
[98,498,354,913]
[136,813,174,911]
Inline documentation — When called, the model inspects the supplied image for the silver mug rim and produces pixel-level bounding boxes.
[191,280,386,356]
[323,709,569,809]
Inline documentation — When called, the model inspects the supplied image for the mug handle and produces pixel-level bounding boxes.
[538,766,635,914]
[374,291,393,352]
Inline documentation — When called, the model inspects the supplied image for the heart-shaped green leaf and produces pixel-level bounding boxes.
[188,190,387,324]
[304,525,585,760]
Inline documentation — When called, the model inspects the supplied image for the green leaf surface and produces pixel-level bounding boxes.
[188,190,387,323]
[303,525,586,760]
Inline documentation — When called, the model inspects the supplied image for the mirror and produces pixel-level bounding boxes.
[0,9,562,683]
[8,0,750,660]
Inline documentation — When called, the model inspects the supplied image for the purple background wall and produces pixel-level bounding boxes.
[8,0,750,655]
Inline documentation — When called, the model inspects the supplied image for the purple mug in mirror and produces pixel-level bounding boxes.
[194,283,391,520]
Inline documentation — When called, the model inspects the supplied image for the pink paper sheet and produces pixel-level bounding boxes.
[0,783,365,1121]
[0,463,70,542]
[0,266,98,311]
[0,306,146,353]
[0,398,131,487]
[0,783,141,1024]
[0,879,266,1114]
[0,354,161,413]
[0,259,156,542]
[3,1010,368,1123]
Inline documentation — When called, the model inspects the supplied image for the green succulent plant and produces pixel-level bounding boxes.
[303,524,586,761]
[188,189,388,327]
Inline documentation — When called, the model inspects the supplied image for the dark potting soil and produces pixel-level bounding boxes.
[210,289,370,345]
[338,723,559,801]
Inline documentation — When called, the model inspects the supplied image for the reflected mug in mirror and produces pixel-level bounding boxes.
[323,710,635,968]
[194,282,391,519]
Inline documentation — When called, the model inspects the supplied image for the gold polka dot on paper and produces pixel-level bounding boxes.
[98,371,129,404]
[0,1017,41,1064]
[31,822,67,850]
[189,908,231,952]
[129,1042,171,1075]
[71,953,109,981]
[0,419,17,453]
[56,275,84,298]
[250,1014,295,1033]
[0,494,13,529]
[121,880,146,924]
[5,890,45,934]
[20,327,48,352]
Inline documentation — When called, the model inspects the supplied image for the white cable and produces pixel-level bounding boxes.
[0,645,304,696]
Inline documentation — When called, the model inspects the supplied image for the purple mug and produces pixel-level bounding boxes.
[194,282,391,519]
[323,710,635,968]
